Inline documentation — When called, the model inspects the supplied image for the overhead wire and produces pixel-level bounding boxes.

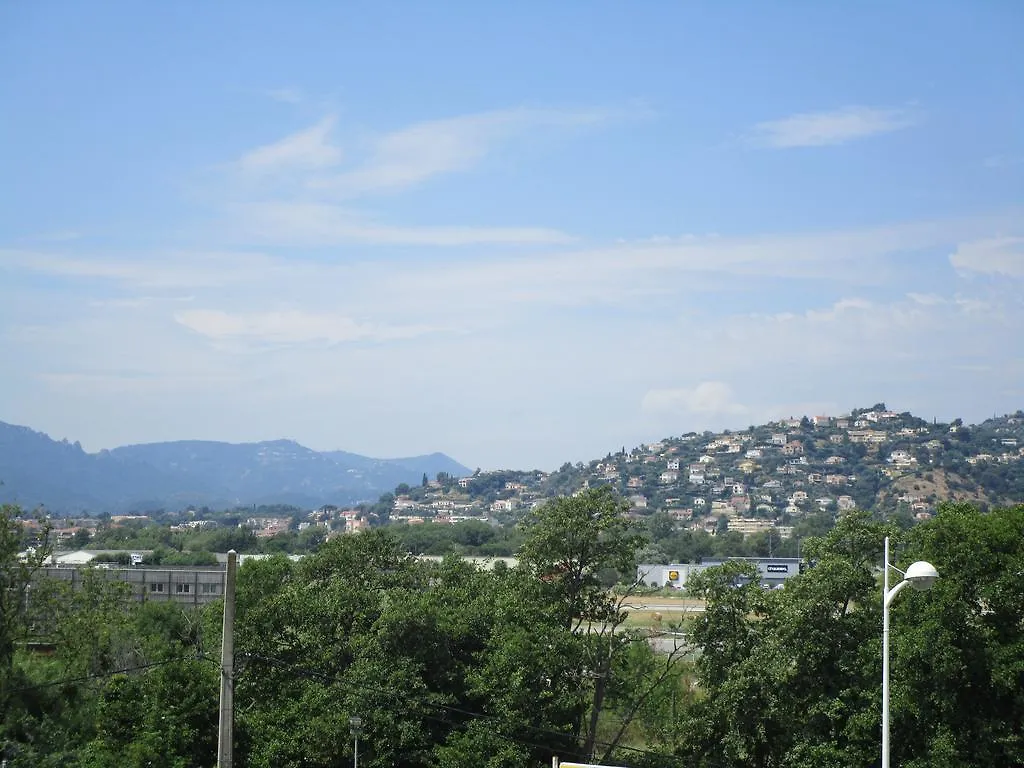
[2,652,218,696]
[237,649,689,767]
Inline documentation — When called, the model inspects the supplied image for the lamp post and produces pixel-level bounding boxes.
[349,716,362,768]
[881,536,938,768]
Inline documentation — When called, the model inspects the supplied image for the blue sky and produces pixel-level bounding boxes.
[1,2,1022,470]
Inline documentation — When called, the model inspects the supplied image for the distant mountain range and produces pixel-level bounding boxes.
[0,421,471,513]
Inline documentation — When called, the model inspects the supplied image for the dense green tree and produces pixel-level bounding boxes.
[645,511,676,542]
[2,506,49,682]
[232,533,583,767]
[519,488,690,763]
[679,511,894,767]
[679,504,1024,767]
[892,503,1024,766]
[519,487,641,630]
[2,504,219,766]
[227,489,689,767]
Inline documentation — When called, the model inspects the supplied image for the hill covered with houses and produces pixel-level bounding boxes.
[347,405,1024,540]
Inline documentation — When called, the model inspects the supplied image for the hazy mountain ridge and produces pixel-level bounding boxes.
[0,422,470,513]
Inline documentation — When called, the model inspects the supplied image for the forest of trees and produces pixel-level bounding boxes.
[2,495,1023,766]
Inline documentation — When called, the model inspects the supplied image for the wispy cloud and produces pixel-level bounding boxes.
[308,107,609,196]
[7,210,1020,302]
[215,106,612,243]
[88,295,195,309]
[238,115,342,173]
[641,381,749,418]
[23,231,83,243]
[226,202,574,246]
[750,105,918,148]
[949,237,1024,277]
[0,248,283,289]
[6,215,1022,467]
[174,308,444,346]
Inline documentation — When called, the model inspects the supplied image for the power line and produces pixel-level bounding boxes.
[5,645,688,764]
[3,653,217,696]
[238,650,688,767]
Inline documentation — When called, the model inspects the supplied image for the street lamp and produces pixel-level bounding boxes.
[349,716,363,768]
[881,536,938,768]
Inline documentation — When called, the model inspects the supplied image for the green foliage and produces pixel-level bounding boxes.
[677,505,1024,767]
[2,505,51,679]
[144,547,219,566]
[2,504,219,766]
[4,499,1023,766]
[892,502,1024,766]
[227,490,683,767]
[520,487,642,628]
[232,533,584,767]
[389,519,523,557]
[679,512,892,767]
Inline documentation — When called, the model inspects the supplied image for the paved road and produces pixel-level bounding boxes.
[649,636,699,655]
[623,601,704,613]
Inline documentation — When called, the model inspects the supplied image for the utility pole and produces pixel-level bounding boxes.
[217,550,237,768]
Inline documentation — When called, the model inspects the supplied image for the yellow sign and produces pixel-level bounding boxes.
[668,570,679,581]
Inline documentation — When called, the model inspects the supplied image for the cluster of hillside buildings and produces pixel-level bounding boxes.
[313,409,1024,541]
[27,410,1024,548]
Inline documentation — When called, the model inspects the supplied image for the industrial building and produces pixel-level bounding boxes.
[637,556,803,591]
[35,565,226,607]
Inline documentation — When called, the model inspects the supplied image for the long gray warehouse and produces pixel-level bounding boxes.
[35,566,226,607]
[638,556,803,590]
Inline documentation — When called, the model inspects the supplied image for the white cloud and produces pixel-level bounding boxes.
[24,231,82,242]
[906,292,945,306]
[174,308,444,346]
[5,222,1023,467]
[7,209,1020,310]
[238,115,342,173]
[750,105,917,148]
[642,381,749,418]
[212,106,613,244]
[308,107,608,196]
[228,202,574,246]
[88,295,195,309]
[0,249,284,289]
[949,237,1024,278]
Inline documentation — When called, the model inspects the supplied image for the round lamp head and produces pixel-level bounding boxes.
[904,560,939,591]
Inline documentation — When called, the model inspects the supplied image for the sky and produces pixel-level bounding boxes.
[1,2,1023,470]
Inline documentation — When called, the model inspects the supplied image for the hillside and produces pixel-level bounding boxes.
[0,422,470,513]
[4,407,1023,525]
[370,406,1024,535]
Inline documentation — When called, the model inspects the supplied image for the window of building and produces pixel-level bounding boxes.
[150,583,164,593]
[175,583,191,594]
[200,583,219,594]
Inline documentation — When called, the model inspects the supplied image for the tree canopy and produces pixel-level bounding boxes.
[2,499,1023,766]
